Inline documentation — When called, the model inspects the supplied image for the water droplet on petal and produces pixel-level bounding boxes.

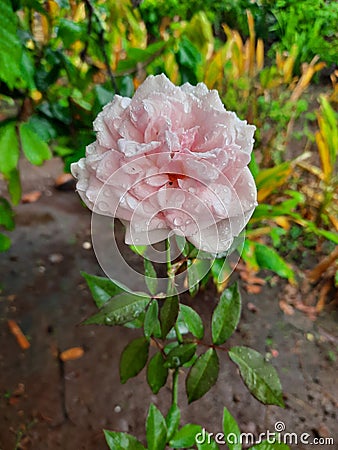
[98,201,110,212]
[173,217,183,226]
[105,160,114,170]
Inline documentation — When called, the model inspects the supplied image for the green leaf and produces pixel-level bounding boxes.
[250,441,290,450]
[211,258,231,285]
[229,346,284,407]
[94,85,115,108]
[0,198,14,230]
[241,240,259,271]
[180,304,204,339]
[7,169,21,205]
[19,123,52,166]
[252,203,300,221]
[70,88,92,111]
[21,50,36,91]
[120,337,149,384]
[160,295,179,339]
[310,227,338,245]
[123,313,145,330]
[164,343,197,368]
[58,19,85,47]
[144,258,158,295]
[164,342,179,354]
[254,243,295,282]
[182,353,198,368]
[256,162,291,192]
[176,37,201,84]
[144,300,161,340]
[177,36,201,70]
[0,0,22,88]
[222,407,241,450]
[212,282,241,345]
[81,272,126,308]
[187,259,211,296]
[104,430,146,450]
[129,244,147,256]
[0,233,11,252]
[27,116,58,141]
[119,75,134,97]
[185,11,214,57]
[197,438,220,450]
[22,0,48,15]
[166,404,181,442]
[83,292,151,326]
[249,152,259,179]
[147,352,168,394]
[0,122,19,175]
[186,349,219,403]
[175,234,190,257]
[146,404,167,450]
[53,146,74,157]
[116,41,167,74]
[170,424,202,448]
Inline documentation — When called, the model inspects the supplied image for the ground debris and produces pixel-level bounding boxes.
[22,190,42,204]
[59,347,84,362]
[7,320,31,350]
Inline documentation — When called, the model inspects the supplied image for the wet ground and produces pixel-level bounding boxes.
[0,159,337,450]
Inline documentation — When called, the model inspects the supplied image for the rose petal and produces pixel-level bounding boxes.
[124,223,170,246]
[72,74,257,255]
[93,96,130,148]
[117,139,161,157]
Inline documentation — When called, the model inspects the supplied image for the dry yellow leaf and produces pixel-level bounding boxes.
[8,320,30,350]
[60,347,84,362]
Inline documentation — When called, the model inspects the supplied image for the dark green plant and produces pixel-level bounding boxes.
[139,0,275,40]
[269,0,338,70]
[82,237,288,449]
[1,0,334,280]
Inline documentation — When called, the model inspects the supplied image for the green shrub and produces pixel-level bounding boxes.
[269,0,338,69]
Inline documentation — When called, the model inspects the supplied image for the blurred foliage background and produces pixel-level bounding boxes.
[0,0,337,295]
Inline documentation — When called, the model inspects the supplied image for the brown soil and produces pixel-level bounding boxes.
[0,159,337,450]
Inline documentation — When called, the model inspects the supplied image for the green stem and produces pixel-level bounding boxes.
[166,237,176,293]
[172,368,179,407]
[166,237,182,428]
[166,238,182,344]
[174,323,183,344]
[166,237,172,276]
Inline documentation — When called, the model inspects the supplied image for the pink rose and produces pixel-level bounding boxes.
[71,74,257,255]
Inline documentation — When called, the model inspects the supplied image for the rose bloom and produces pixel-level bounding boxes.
[71,74,257,255]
